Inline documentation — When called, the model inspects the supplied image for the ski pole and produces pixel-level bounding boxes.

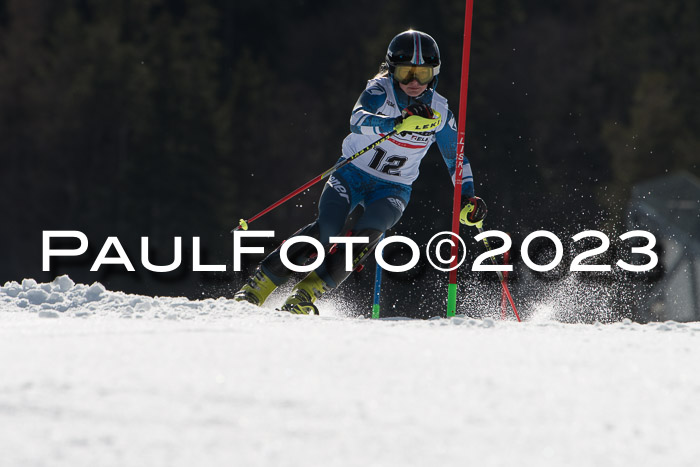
[233,130,397,232]
[233,111,442,231]
[473,221,521,322]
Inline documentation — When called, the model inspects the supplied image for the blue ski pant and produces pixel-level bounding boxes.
[260,163,412,288]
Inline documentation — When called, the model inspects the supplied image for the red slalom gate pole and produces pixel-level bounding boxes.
[447,0,475,317]
[476,226,520,321]
[501,281,520,322]
[500,248,510,320]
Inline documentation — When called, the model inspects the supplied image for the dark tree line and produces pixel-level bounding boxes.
[1,0,698,305]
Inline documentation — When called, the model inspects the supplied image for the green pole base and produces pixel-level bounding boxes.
[372,304,380,319]
[447,283,457,317]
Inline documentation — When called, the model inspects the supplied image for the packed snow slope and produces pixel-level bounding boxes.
[1,276,699,467]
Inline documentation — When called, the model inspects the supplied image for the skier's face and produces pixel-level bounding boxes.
[399,80,428,97]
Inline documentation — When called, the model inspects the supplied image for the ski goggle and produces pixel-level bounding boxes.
[393,65,436,85]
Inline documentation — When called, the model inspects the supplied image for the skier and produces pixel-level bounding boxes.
[235,29,487,314]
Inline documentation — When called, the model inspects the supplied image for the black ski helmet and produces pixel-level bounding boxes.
[385,30,441,77]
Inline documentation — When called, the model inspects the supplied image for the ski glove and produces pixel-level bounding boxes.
[460,196,487,226]
[394,103,434,135]
[394,110,442,135]
[401,103,434,119]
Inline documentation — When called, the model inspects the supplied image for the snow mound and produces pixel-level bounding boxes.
[1,276,698,333]
[0,276,378,322]
[0,275,262,321]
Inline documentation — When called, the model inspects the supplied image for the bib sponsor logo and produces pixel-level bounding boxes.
[410,135,431,143]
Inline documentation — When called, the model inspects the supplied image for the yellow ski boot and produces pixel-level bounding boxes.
[279,271,330,315]
[234,269,277,306]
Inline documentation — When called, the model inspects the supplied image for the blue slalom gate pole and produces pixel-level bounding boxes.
[371,233,386,318]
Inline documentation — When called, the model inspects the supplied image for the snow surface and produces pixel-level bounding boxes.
[1,276,699,467]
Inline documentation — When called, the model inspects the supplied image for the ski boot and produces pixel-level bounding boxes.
[279,271,330,315]
[234,268,277,306]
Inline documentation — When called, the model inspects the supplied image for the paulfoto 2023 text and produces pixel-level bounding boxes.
[41,229,658,274]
